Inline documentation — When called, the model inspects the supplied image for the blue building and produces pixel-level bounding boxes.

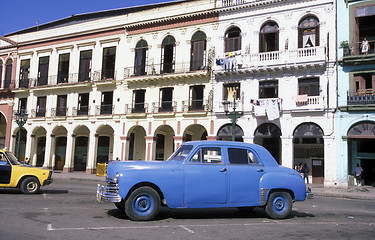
[337,0,375,187]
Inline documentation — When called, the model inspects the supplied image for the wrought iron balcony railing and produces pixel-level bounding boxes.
[347,90,375,105]
[124,61,209,78]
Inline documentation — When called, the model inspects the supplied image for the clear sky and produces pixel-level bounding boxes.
[1,0,177,36]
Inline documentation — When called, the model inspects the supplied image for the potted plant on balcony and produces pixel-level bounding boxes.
[340,41,351,56]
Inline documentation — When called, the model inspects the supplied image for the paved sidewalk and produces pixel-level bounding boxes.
[51,171,375,201]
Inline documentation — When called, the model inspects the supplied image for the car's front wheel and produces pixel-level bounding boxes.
[125,187,160,221]
[265,192,292,219]
[20,177,40,194]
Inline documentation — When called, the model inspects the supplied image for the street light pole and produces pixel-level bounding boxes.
[222,92,243,141]
[14,110,28,160]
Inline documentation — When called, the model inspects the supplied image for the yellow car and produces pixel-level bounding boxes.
[0,149,52,194]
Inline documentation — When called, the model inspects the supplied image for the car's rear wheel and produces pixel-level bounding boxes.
[125,187,160,221]
[20,177,40,194]
[265,192,292,219]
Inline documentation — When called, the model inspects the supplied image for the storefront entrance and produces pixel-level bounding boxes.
[348,121,375,186]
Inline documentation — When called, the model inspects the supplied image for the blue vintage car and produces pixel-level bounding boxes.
[97,141,313,221]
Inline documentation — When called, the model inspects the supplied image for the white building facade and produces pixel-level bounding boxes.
[4,0,339,186]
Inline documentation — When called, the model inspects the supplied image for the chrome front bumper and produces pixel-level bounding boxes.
[96,178,122,203]
[306,187,314,199]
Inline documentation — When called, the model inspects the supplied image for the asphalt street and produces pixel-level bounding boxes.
[0,177,374,240]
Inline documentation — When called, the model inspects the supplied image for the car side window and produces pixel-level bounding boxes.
[0,153,8,165]
[228,148,259,164]
[190,147,222,164]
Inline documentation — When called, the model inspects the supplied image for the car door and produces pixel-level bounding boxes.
[0,153,11,184]
[227,147,265,205]
[184,146,228,205]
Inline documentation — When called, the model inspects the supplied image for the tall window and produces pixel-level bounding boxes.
[223,83,240,101]
[56,95,67,116]
[298,16,320,48]
[353,5,375,54]
[78,93,89,115]
[4,59,12,88]
[38,56,49,86]
[79,50,92,82]
[191,31,207,71]
[260,22,279,52]
[36,96,47,117]
[159,87,173,112]
[19,59,30,88]
[161,35,176,73]
[354,73,375,93]
[189,85,204,111]
[225,27,241,52]
[134,40,148,76]
[18,98,27,113]
[259,80,278,98]
[102,47,116,79]
[132,90,146,113]
[298,78,320,96]
[58,53,70,84]
[101,91,113,115]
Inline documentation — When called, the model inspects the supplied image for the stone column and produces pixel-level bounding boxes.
[281,135,293,168]
[63,132,76,173]
[145,136,156,161]
[86,133,98,174]
[28,134,36,166]
[44,133,55,169]
[323,136,336,187]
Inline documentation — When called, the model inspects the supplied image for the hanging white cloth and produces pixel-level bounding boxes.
[265,99,280,121]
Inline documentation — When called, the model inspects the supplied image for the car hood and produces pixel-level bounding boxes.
[106,160,180,178]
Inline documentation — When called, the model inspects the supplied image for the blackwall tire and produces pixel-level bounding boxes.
[125,187,160,221]
[265,192,292,219]
[20,177,40,194]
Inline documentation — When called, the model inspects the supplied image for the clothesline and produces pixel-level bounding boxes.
[251,98,281,121]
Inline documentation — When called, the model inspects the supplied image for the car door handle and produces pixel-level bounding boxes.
[257,169,264,172]
[220,168,227,172]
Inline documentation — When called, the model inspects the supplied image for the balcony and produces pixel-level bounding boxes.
[294,95,325,111]
[93,70,117,82]
[151,101,177,114]
[340,41,375,66]
[96,104,114,115]
[214,46,326,75]
[182,99,211,114]
[347,90,375,106]
[124,61,209,82]
[51,107,67,117]
[72,106,90,116]
[125,103,149,117]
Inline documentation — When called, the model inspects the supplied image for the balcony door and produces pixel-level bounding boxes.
[260,22,279,52]
[190,31,207,71]
[79,50,92,82]
[38,56,49,86]
[134,40,148,76]
[161,35,176,74]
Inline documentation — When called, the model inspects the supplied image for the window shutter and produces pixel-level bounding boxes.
[275,31,279,51]
[298,28,303,48]
[315,25,320,47]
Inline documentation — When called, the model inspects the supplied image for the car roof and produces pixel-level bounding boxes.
[180,141,279,166]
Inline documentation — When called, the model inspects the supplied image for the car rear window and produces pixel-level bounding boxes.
[228,148,259,164]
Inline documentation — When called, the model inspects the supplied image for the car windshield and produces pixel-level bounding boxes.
[5,151,22,165]
[167,145,193,161]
